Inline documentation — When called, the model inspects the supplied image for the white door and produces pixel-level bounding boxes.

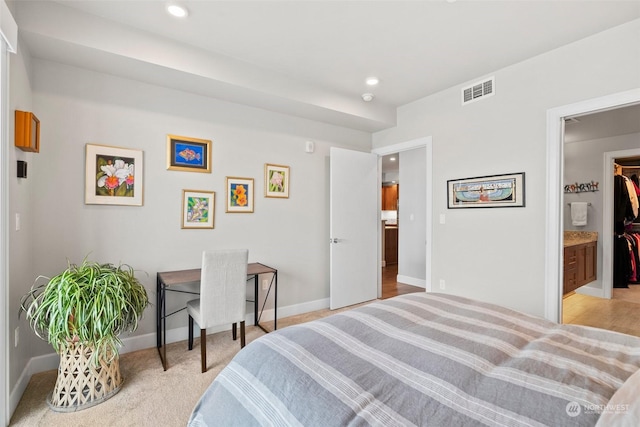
[329,147,378,309]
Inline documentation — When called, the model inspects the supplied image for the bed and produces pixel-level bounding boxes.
[188,292,640,426]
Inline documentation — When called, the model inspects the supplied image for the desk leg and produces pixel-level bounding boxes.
[156,276,167,371]
[156,276,161,349]
[254,275,259,326]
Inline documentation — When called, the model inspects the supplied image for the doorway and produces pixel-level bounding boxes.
[545,88,640,323]
[373,137,433,298]
[559,103,640,333]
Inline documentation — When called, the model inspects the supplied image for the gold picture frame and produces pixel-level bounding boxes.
[264,164,290,198]
[167,134,212,173]
[182,190,215,229]
[226,177,254,213]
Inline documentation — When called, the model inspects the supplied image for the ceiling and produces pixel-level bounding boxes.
[8,1,640,132]
[564,103,640,143]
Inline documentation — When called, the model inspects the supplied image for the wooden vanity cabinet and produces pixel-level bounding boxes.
[563,241,597,295]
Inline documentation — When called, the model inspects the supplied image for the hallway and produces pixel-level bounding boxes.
[381,264,424,299]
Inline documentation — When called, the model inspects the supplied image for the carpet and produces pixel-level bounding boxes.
[9,305,361,426]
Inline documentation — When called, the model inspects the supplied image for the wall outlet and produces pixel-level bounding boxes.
[262,279,269,291]
[439,279,446,290]
[15,326,19,347]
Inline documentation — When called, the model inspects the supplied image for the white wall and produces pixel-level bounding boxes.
[373,19,640,316]
[7,36,53,408]
[8,57,371,398]
[564,132,640,292]
[398,147,426,284]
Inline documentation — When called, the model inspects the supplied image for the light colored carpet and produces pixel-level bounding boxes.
[9,304,367,426]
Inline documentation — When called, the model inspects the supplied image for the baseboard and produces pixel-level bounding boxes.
[575,284,605,298]
[9,352,59,417]
[9,296,330,419]
[397,275,426,288]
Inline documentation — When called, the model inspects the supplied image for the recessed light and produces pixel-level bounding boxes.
[366,77,379,86]
[361,93,375,102]
[167,4,188,18]
[390,157,396,161]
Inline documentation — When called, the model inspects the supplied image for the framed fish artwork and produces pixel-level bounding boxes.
[166,134,211,173]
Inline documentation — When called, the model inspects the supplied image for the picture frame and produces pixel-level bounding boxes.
[85,143,143,206]
[182,190,215,229]
[264,163,290,198]
[167,134,211,173]
[226,177,254,213]
[447,172,525,209]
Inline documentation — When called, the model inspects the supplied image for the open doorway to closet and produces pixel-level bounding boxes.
[562,104,640,336]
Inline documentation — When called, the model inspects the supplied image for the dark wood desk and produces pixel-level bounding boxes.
[156,262,277,370]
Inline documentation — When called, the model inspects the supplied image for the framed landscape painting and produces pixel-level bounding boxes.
[167,134,211,173]
[182,190,215,229]
[226,177,254,213]
[85,143,143,206]
[264,163,290,198]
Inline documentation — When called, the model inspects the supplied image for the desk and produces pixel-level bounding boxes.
[156,262,277,370]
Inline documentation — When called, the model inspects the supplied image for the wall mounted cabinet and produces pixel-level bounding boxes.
[15,110,40,153]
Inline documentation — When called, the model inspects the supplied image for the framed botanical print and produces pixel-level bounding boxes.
[85,143,143,206]
[182,190,215,229]
[264,163,290,198]
[226,177,254,213]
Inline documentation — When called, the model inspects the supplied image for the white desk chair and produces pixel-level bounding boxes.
[187,249,248,373]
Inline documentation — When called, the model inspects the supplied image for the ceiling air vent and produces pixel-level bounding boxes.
[462,77,495,105]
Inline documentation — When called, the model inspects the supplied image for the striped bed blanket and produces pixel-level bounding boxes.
[188,292,640,426]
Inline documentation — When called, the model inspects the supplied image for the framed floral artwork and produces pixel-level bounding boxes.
[264,163,290,198]
[182,190,215,229]
[85,143,143,206]
[167,134,211,173]
[226,177,254,213]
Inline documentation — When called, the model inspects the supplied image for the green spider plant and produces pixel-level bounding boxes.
[20,257,149,364]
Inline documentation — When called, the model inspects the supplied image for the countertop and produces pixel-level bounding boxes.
[564,231,598,247]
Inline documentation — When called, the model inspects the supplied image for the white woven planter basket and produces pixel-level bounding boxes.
[47,343,123,412]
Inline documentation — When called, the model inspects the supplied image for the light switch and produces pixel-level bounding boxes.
[15,213,20,231]
[439,213,446,224]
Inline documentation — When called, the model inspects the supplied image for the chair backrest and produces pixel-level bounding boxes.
[199,249,249,329]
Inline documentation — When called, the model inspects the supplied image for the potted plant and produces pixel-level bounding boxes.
[20,257,149,411]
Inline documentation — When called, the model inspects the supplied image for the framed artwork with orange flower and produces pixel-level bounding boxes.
[226,177,254,213]
[264,163,290,198]
[85,143,143,206]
